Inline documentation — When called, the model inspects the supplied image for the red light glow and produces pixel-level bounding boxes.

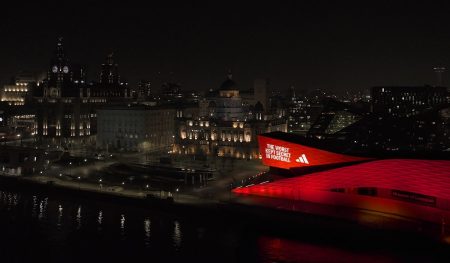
[234,159,450,224]
[258,135,370,169]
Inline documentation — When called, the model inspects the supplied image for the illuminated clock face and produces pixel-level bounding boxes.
[52,66,58,73]
[63,66,69,73]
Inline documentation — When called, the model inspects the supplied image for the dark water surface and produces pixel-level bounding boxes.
[0,188,448,263]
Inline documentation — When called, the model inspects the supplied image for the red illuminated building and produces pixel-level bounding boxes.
[234,132,450,225]
[258,132,370,170]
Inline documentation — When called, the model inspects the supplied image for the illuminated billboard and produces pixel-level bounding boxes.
[259,134,370,169]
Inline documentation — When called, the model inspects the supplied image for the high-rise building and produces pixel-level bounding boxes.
[307,99,364,139]
[137,80,152,99]
[92,53,130,98]
[287,87,323,135]
[100,53,120,84]
[371,86,448,117]
[434,67,446,87]
[253,78,268,112]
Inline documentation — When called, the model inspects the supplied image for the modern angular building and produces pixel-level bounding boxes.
[305,97,450,154]
[257,132,370,170]
[234,132,450,226]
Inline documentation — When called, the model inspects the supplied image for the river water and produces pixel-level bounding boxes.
[0,188,448,263]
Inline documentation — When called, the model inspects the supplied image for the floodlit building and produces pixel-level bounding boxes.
[96,104,176,151]
[173,72,287,159]
[33,38,132,145]
[1,72,36,106]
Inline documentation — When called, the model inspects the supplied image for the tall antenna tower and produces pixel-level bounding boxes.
[433,66,446,86]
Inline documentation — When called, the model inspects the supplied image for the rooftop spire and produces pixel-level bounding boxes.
[227,69,233,80]
[57,36,63,46]
[54,36,66,62]
[106,52,114,65]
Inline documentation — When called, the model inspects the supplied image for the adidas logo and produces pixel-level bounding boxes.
[295,154,309,164]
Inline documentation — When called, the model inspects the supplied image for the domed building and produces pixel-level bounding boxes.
[173,71,288,159]
[218,72,239,97]
[212,72,244,121]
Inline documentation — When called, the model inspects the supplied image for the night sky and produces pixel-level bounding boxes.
[2,1,450,94]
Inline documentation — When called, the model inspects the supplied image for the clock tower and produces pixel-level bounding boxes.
[45,37,72,97]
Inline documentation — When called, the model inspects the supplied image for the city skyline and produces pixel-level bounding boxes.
[2,2,450,93]
[2,2,450,262]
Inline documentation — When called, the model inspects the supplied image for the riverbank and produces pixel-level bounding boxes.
[0,174,449,250]
[0,174,217,214]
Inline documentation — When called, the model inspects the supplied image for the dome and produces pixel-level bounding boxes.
[220,78,237,91]
[219,71,238,91]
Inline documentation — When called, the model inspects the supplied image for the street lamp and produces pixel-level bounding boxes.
[16,134,22,146]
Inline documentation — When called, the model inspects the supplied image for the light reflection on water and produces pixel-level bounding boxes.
[0,189,187,253]
[38,198,48,220]
[144,218,151,247]
[173,220,182,250]
[120,214,126,239]
[0,189,446,263]
[57,204,63,230]
[97,210,103,229]
[2,192,19,209]
[76,205,82,229]
[258,236,399,263]
[32,195,37,217]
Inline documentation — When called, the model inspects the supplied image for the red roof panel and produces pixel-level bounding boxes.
[234,159,450,201]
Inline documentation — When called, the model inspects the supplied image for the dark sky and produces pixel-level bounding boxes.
[2,1,450,94]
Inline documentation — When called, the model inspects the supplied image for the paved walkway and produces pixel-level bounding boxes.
[18,174,217,207]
